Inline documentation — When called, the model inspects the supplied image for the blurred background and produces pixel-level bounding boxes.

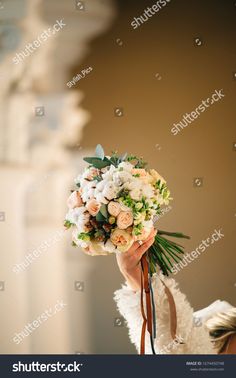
[0,0,235,354]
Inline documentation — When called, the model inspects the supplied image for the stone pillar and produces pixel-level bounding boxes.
[0,0,116,353]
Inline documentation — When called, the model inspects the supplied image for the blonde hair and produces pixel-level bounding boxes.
[206,308,236,353]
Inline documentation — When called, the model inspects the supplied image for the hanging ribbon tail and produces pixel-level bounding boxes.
[160,279,185,344]
[139,254,181,355]
[160,279,177,340]
[140,254,154,354]
[140,258,147,354]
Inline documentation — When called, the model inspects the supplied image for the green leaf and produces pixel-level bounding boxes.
[157,229,190,239]
[108,156,119,167]
[78,232,91,241]
[95,144,105,160]
[100,204,108,219]
[83,157,111,169]
[96,211,106,222]
[64,220,72,229]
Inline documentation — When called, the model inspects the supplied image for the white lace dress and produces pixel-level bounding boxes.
[113,272,233,354]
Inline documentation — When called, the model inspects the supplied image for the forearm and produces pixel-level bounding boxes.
[120,265,142,293]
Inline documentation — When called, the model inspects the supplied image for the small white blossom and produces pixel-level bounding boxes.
[118,162,133,172]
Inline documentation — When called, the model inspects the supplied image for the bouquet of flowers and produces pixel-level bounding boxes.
[64,145,189,276]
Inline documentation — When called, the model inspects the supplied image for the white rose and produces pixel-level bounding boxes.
[102,182,118,200]
[118,162,133,172]
[96,180,105,191]
[124,179,142,191]
[142,184,154,198]
[65,207,87,225]
[130,188,142,201]
[114,171,132,185]
[95,192,109,204]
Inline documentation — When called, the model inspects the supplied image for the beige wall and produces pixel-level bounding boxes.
[74,0,236,351]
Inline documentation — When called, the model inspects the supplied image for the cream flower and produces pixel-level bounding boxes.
[86,199,101,216]
[108,201,121,217]
[117,211,133,229]
[133,212,145,225]
[67,191,83,209]
[150,169,165,184]
[110,228,134,252]
[134,227,152,241]
[80,242,110,256]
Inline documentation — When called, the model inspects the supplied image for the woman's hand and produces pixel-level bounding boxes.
[116,228,157,292]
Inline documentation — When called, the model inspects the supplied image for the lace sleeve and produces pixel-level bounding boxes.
[113,272,215,354]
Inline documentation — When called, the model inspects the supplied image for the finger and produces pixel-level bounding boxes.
[147,228,157,239]
[136,237,155,259]
[144,227,157,241]
[128,228,156,254]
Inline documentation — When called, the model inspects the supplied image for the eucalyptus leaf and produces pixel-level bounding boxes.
[95,144,105,160]
[83,157,111,169]
[120,152,127,161]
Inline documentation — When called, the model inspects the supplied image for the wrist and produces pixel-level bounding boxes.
[122,266,142,292]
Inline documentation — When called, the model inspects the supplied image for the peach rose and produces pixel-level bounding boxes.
[110,228,134,252]
[67,191,83,209]
[86,199,101,216]
[131,168,152,184]
[108,201,121,217]
[117,211,133,229]
[131,168,147,177]
[85,167,100,181]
